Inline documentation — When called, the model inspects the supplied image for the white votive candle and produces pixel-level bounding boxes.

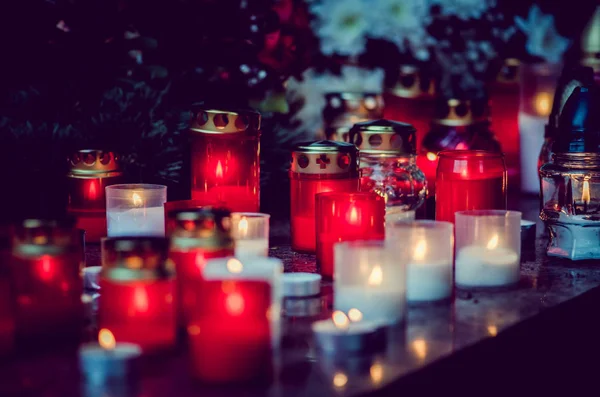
[231,212,270,258]
[106,184,166,237]
[455,244,520,287]
[312,311,383,354]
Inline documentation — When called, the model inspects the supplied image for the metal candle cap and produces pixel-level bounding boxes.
[189,108,261,135]
[101,237,173,281]
[12,218,79,257]
[432,98,489,127]
[387,64,435,98]
[495,58,520,85]
[322,92,384,128]
[169,207,234,250]
[283,272,322,297]
[554,85,600,153]
[290,140,359,176]
[349,119,416,155]
[67,150,121,178]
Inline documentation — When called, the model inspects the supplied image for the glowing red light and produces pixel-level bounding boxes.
[216,161,224,180]
[87,180,99,200]
[36,255,56,282]
[134,287,149,313]
[225,292,245,316]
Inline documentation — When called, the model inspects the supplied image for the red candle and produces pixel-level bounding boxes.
[290,141,360,253]
[315,192,385,279]
[187,279,272,383]
[190,109,261,212]
[435,150,507,224]
[99,237,176,353]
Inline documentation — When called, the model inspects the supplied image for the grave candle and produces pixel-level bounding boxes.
[231,212,270,258]
[106,184,167,237]
[164,200,216,235]
[312,310,384,355]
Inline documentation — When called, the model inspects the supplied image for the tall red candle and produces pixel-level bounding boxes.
[315,192,385,279]
[168,208,234,326]
[187,279,272,383]
[435,150,507,224]
[290,141,360,253]
[99,237,176,353]
[190,108,261,212]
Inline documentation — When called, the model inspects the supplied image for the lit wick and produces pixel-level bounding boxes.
[582,180,590,213]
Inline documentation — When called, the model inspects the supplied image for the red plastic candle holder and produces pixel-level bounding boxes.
[189,108,261,212]
[9,220,83,340]
[67,150,123,242]
[168,208,234,327]
[435,150,507,224]
[99,237,176,353]
[187,279,272,383]
[290,141,360,253]
[315,192,386,279]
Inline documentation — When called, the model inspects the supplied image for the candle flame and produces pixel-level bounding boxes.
[412,339,427,360]
[413,240,427,261]
[132,192,143,207]
[426,152,437,162]
[486,234,499,250]
[226,258,244,274]
[332,310,350,330]
[333,372,348,388]
[370,363,383,385]
[349,206,358,224]
[99,328,116,350]
[87,180,98,200]
[487,325,498,337]
[238,217,249,237]
[534,92,552,116]
[582,180,591,205]
[348,308,363,322]
[134,287,149,313]
[216,160,224,179]
[225,292,245,316]
[367,265,383,286]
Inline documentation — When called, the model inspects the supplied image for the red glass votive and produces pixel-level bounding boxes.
[164,200,218,235]
[189,108,261,212]
[99,237,176,353]
[67,150,123,242]
[9,220,83,340]
[316,192,386,279]
[435,150,507,224]
[290,141,360,253]
[187,279,272,383]
[168,208,234,326]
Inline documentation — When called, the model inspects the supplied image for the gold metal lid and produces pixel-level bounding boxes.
[349,119,416,155]
[102,237,173,281]
[169,208,234,250]
[189,108,261,135]
[432,98,489,127]
[290,140,359,175]
[324,126,351,143]
[387,65,435,98]
[67,150,121,178]
[581,6,600,71]
[496,58,520,85]
[12,219,79,257]
[322,92,384,129]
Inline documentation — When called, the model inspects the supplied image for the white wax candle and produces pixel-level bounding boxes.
[407,260,452,302]
[107,206,165,237]
[335,286,406,326]
[312,316,381,354]
[455,245,520,287]
[519,112,546,194]
[79,342,141,385]
[234,238,269,258]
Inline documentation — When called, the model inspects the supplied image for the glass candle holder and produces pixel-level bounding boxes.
[106,184,167,237]
[455,210,522,289]
[435,150,507,224]
[231,212,270,258]
[385,221,453,302]
[334,241,407,326]
[99,237,176,352]
[316,192,386,279]
[9,219,83,340]
[290,141,360,253]
[168,208,234,326]
[67,150,123,242]
[164,199,217,235]
[189,108,261,212]
[323,92,384,141]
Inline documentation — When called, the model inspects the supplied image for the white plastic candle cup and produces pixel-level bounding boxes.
[203,256,283,348]
[231,212,270,258]
[386,221,453,303]
[334,241,407,326]
[106,184,167,237]
[455,210,522,289]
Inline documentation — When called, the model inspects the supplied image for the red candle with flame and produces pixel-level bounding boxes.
[187,279,272,383]
[316,192,386,279]
[99,237,176,352]
[435,151,507,224]
[190,109,261,212]
[290,141,360,253]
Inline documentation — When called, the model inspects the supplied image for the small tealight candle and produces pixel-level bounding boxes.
[312,310,385,355]
[106,184,167,237]
[386,221,453,302]
[455,210,522,289]
[231,212,270,258]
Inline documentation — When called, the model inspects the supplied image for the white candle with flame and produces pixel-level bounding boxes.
[311,310,382,354]
[406,239,453,302]
[231,212,270,258]
[106,184,166,237]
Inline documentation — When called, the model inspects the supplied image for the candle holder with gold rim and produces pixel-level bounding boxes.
[323,92,384,142]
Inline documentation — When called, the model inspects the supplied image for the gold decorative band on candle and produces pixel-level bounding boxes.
[101,237,173,281]
[432,98,490,127]
[164,200,220,236]
[290,140,359,176]
[169,207,233,251]
[189,108,261,135]
[323,92,384,130]
[386,64,435,99]
[349,119,416,155]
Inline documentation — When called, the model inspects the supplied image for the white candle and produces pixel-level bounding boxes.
[335,286,405,326]
[231,212,270,258]
[107,206,165,237]
[519,112,546,194]
[312,310,382,354]
[234,238,269,258]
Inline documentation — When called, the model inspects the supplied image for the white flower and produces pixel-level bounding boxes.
[310,0,369,57]
[515,5,570,64]
[432,0,495,20]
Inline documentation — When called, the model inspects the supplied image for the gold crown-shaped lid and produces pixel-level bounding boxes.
[190,108,261,135]
[169,207,233,250]
[581,6,600,70]
[290,140,359,176]
[349,119,416,155]
[323,92,384,128]
[102,237,173,281]
[324,125,351,143]
[387,65,435,98]
[67,150,121,178]
[496,58,521,85]
[432,98,489,127]
[12,218,79,257]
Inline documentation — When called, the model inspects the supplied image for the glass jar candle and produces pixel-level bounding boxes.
[315,192,386,279]
[231,212,270,258]
[349,119,427,217]
[99,237,176,352]
[189,108,261,212]
[290,141,360,253]
[10,219,83,340]
[168,208,234,326]
[435,150,507,224]
[67,150,123,242]
[106,184,167,237]
[323,92,384,142]
[455,210,522,289]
